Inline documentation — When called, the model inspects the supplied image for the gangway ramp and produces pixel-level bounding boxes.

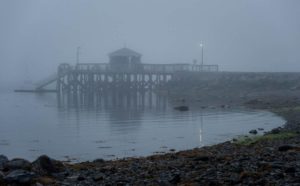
[35,73,59,90]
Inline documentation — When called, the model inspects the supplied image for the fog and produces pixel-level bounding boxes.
[0,0,300,86]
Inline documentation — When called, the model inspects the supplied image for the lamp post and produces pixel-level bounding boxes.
[199,43,204,66]
[76,46,80,65]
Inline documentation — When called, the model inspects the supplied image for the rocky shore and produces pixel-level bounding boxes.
[1,92,300,185]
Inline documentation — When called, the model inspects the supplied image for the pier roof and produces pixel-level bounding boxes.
[109,48,142,57]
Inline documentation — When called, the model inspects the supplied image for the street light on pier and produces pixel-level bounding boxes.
[199,43,204,66]
[76,46,81,65]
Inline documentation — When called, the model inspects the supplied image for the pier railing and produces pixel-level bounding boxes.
[67,63,218,74]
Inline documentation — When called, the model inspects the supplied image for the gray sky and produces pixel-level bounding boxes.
[0,0,300,85]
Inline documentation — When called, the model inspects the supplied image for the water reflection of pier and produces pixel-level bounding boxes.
[57,91,169,134]
[57,90,168,110]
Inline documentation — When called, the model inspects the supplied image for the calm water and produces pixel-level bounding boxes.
[0,90,284,162]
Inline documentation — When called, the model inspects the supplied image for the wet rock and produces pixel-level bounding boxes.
[169,174,181,184]
[270,161,284,169]
[249,129,258,135]
[229,173,240,184]
[4,169,35,184]
[285,166,296,173]
[0,171,4,183]
[36,182,44,186]
[193,155,211,161]
[264,147,274,152]
[230,162,244,173]
[115,179,130,185]
[66,174,80,182]
[278,144,300,152]
[93,158,105,163]
[77,175,85,181]
[58,181,72,186]
[220,105,230,109]
[36,176,57,185]
[174,106,189,111]
[0,155,8,170]
[5,158,31,171]
[32,155,63,176]
[258,128,264,131]
[52,171,70,180]
[270,128,281,134]
[255,178,267,185]
[271,172,284,179]
[93,173,104,181]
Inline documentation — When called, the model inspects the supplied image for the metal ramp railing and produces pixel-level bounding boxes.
[35,73,58,90]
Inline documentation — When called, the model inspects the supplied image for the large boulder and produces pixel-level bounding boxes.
[278,144,300,152]
[0,171,4,184]
[4,169,35,184]
[4,158,31,171]
[249,129,258,135]
[0,155,8,170]
[32,155,64,176]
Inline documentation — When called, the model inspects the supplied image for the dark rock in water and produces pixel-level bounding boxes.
[174,106,189,111]
[4,169,35,184]
[278,144,300,152]
[270,128,281,134]
[249,129,258,135]
[0,155,8,170]
[220,105,230,109]
[258,128,264,131]
[32,155,63,176]
[93,158,105,163]
[5,158,31,171]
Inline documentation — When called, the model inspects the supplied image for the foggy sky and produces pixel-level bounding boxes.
[0,0,300,86]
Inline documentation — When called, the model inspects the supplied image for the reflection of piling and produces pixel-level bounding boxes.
[57,89,167,111]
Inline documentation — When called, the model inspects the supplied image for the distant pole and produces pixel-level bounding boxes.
[76,46,80,65]
[199,43,204,66]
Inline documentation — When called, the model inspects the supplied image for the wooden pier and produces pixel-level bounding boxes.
[56,63,218,94]
[15,48,219,93]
